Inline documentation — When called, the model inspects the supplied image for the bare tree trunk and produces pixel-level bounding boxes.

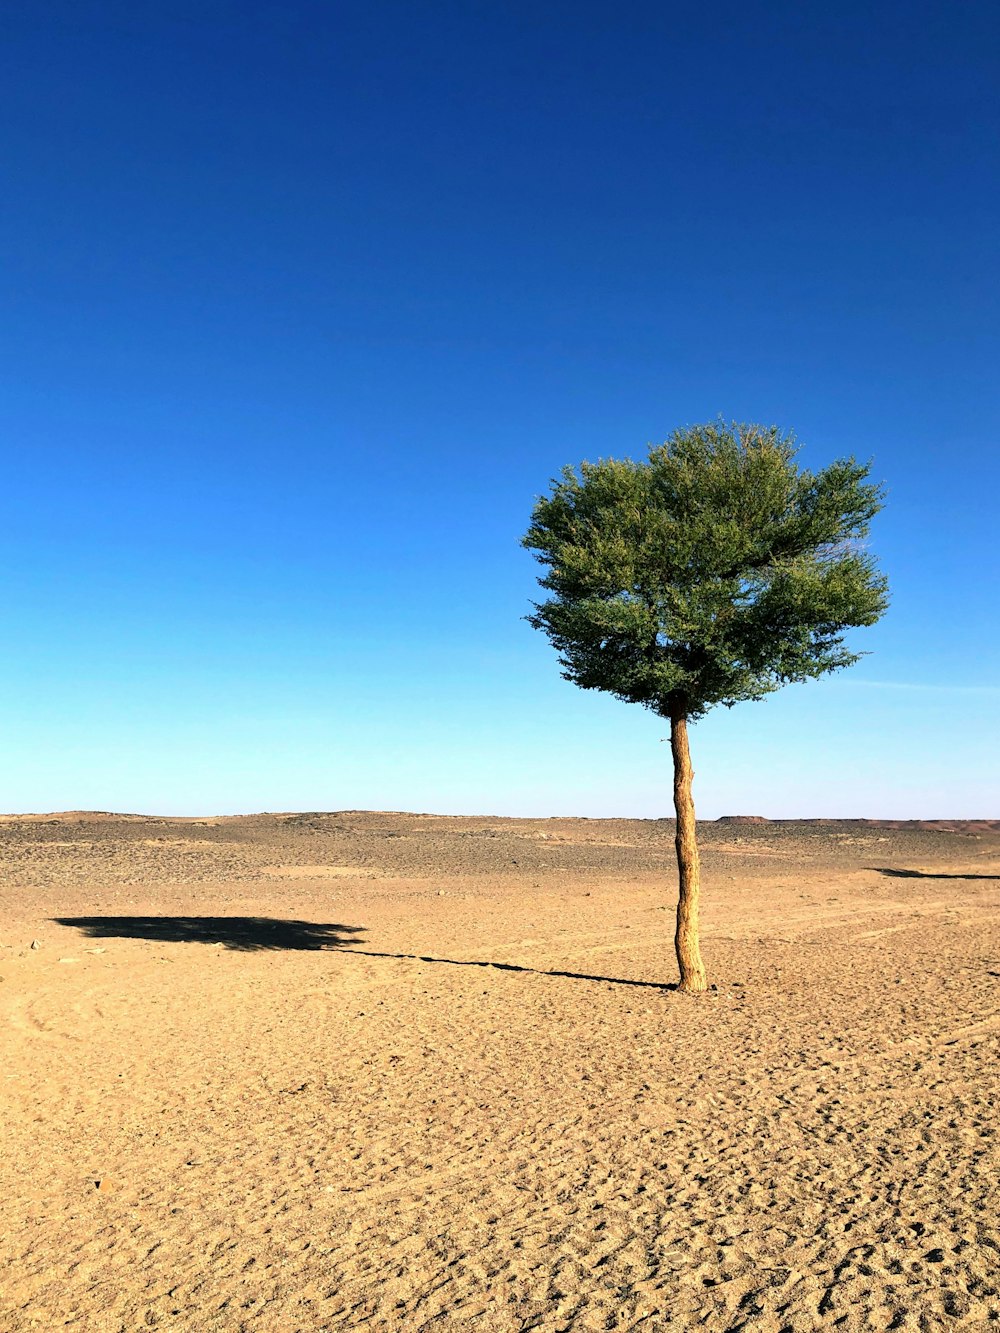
[669,705,707,992]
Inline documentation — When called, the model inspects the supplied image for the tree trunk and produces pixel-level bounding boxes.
[669,705,707,992]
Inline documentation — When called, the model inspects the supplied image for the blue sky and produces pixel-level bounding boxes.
[2,1,998,817]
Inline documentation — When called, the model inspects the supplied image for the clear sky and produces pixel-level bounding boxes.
[2,1,998,818]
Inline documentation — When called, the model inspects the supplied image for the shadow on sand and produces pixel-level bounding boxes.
[869,867,1000,881]
[341,948,677,991]
[54,915,366,951]
[53,916,676,988]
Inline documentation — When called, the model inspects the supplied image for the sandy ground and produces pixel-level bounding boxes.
[2,811,999,1332]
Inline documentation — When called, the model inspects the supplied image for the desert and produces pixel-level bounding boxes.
[2,810,999,1331]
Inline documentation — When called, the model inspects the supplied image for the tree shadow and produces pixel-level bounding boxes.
[52,916,677,987]
[53,915,366,951]
[346,948,677,991]
[869,868,1000,881]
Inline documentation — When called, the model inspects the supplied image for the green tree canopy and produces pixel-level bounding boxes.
[523,421,888,722]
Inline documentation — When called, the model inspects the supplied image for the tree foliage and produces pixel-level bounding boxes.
[523,422,888,722]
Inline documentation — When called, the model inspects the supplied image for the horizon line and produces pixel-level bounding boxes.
[1,809,996,825]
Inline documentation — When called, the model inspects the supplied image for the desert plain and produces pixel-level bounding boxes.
[1,810,999,1332]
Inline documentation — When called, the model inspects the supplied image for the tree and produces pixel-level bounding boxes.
[522,422,888,992]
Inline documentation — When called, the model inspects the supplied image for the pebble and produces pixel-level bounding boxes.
[943,1290,971,1317]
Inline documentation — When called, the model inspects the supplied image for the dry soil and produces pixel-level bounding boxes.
[2,811,999,1331]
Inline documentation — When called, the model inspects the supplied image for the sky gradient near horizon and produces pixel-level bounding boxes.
[2,1,998,818]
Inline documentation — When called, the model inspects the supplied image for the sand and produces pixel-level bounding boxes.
[2,811,999,1331]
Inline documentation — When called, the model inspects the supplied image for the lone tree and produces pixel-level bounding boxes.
[522,422,888,992]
